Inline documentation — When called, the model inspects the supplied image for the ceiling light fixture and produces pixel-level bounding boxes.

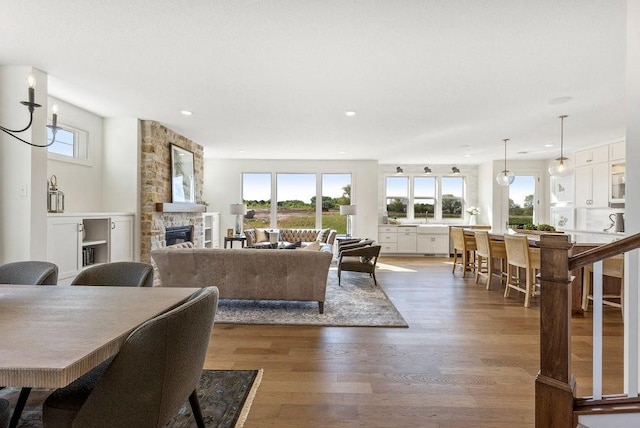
[396,166,404,174]
[0,74,60,147]
[423,166,432,175]
[496,139,515,187]
[548,115,573,177]
[451,166,460,175]
[180,110,193,116]
[345,110,356,117]
[548,96,573,105]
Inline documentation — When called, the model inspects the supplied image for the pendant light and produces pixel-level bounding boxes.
[548,115,573,177]
[496,138,515,187]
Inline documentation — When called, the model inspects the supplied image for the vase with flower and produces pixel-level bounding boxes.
[466,207,480,225]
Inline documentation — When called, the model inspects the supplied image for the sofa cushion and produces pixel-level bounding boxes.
[255,229,269,243]
[299,241,321,251]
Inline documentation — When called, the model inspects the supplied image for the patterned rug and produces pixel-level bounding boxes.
[214,267,408,327]
[0,369,262,428]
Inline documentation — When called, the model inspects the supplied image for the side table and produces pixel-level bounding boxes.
[224,236,247,249]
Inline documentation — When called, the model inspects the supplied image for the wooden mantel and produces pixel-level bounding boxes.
[155,203,207,213]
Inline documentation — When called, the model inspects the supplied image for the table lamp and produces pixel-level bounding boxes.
[340,205,357,237]
[229,203,247,236]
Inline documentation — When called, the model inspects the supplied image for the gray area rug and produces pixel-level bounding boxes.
[0,369,262,428]
[214,267,408,327]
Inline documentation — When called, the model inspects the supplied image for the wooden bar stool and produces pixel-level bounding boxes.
[504,235,540,307]
[451,227,477,277]
[474,231,508,290]
[582,254,624,317]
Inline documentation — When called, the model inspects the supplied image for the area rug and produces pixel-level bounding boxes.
[0,369,262,428]
[214,267,408,327]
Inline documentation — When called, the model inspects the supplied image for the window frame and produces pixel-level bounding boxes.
[47,122,91,166]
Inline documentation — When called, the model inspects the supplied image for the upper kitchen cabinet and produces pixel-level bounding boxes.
[574,147,609,208]
[575,145,609,167]
[609,141,625,161]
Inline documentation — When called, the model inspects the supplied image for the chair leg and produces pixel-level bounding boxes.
[452,251,458,274]
[474,254,481,284]
[524,268,532,308]
[9,387,31,428]
[372,270,377,286]
[337,268,342,286]
[504,265,512,298]
[189,389,205,428]
[582,270,591,312]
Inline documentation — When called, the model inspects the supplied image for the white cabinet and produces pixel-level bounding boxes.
[609,141,625,161]
[378,226,398,253]
[202,212,220,248]
[575,162,609,208]
[416,226,449,255]
[575,146,609,167]
[47,213,134,282]
[110,215,134,262]
[397,226,417,253]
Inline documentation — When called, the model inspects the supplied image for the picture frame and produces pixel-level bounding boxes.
[551,207,574,231]
[170,144,195,203]
[550,175,574,204]
[226,228,234,238]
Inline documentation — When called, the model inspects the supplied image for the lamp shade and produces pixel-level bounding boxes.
[229,203,247,215]
[340,205,357,215]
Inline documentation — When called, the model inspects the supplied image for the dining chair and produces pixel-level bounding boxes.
[0,261,58,285]
[450,227,477,277]
[43,286,219,428]
[503,235,541,307]
[582,254,624,317]
[337,245,382,286]
[71,262,154,287]
[474,231,507,290]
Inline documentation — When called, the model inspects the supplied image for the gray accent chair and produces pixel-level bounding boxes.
[71,262,154,287]
[0,261,58,285]
[42,286,219,428]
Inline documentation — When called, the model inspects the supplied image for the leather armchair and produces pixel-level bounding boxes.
[337,244,382,286]
[0,261,58,285]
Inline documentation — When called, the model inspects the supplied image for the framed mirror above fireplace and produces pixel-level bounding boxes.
[170,144,196,203]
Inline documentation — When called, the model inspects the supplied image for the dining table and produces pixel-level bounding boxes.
[0,284,200,427]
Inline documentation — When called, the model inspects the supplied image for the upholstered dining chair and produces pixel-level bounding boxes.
[42,286,219,428]
[582,254,624,317]
[0,261,58,285]
[474,231,507,290]
[338,244,382,286]
[450,227,477,277]
[504,235,541,308]
[71,262,154,287]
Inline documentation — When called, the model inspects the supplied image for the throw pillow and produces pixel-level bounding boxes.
[281,241,302,249]
[316,228,330,242]
[300,241,321,251]
[255,229,268,243]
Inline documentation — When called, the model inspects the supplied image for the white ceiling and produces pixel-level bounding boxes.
[1,1,627,164]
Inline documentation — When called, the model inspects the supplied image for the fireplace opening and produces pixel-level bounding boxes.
[165,225,193,246]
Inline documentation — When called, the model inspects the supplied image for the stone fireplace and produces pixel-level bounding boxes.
[140,120,204,262]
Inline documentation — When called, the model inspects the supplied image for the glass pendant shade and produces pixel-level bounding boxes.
[548,157,573,177]
[496,170,515,187]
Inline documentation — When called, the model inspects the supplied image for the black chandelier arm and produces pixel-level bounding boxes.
[0,126,57,148]
[0,110,35,134]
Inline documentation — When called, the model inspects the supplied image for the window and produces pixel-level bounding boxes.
[242,173,271,230]
[441,176,463,219]
[321,174,351,234]
[413,177,436,220]
[276,174,316,228]
[508,175,537,227]
[47,124,88,161]
[385,176,408,220]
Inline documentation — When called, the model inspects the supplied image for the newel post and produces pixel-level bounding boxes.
[535,234,575,428]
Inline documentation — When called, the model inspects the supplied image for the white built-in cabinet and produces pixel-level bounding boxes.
[378,225,449,255]
[47,213,134,282]
[416,226,450,255]
[202,212,220,248]
[397,226,417,253]
[574,145,610,208]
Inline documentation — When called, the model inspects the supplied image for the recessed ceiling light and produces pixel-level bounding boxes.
[545,143,555,147]
[180,110,193,116]
[548,96,573,105]
[339,150,346,154]
[345,111,356,117]
[238,149,245,153]
[463,154,471,158]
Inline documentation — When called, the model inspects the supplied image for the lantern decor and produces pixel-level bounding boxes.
[47,175,65,213]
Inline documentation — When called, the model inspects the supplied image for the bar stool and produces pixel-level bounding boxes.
[504,235,540,307]
[582,254,624,317]
[474,231,508,290]
[451,227,477,277]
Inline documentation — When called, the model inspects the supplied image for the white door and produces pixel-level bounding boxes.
[110,216,134,262]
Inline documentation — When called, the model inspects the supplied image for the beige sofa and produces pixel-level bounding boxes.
[151,246,332,313]
[244,228,336,249]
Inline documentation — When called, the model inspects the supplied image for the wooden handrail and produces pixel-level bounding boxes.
[569,233,640,271]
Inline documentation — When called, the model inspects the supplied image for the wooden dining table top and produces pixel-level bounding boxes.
[0,285,199,388]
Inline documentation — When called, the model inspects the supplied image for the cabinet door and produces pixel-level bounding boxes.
[574,166,591,207]
[432,235,450,254]
[610,141,625,161]
[47,217,82,280]
[416,235,430,253]
[590,162,609,208]
[110,216,134,262]
[397,231,417,253]
[211,212,220,248]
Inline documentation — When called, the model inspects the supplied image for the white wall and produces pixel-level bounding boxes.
[203,159,380,240]
[0,66,48,262]
[477,161,494,226]
[47,96,104,212]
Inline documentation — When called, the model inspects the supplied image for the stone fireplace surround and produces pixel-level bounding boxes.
[140,120,204,263]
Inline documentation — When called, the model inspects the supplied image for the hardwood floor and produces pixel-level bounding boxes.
[205,256,624,427]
